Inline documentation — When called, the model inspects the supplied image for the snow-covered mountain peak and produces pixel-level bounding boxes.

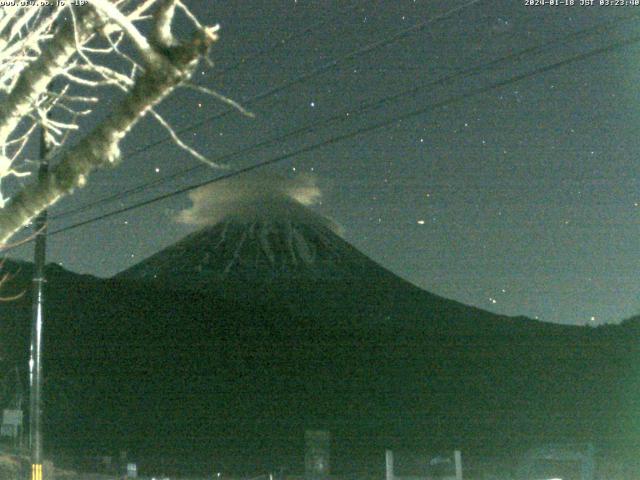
[115,171,412,285]
[117,208,366,283]
[115,176,384,284]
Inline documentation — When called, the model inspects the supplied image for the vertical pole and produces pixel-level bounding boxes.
[29,123,50,480]
[15,365,24,450]
[454,450,462,480]
[385,450,394,480]
[304,431,331,480]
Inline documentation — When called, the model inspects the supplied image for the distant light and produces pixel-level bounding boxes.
[417,220,425,225]
[590,316,596,322]
[155,167,160,173]
[310,101,316,107]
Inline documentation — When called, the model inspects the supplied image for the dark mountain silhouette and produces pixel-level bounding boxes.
[0,200,638,475]
[117,197,357,283]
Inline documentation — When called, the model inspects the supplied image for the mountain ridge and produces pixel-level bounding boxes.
[0,200,637,474]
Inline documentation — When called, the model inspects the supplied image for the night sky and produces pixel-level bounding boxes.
[7,0,640,325]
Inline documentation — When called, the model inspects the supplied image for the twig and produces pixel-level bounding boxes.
[185,83,255,118]
[149,108,227,169]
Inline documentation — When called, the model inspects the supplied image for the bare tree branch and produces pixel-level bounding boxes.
[87,0,168,67]
[0,1,237,244]
[149,108,225,168]
[185,83,255,118]
[0,7,99,147]
[0,14,220,243]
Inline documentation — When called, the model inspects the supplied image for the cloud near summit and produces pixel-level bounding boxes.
[177,172,323,226]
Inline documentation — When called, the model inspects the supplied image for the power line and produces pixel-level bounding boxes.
[51,11,640,221]
[35,32,640,242]
[121,0,485,158]
[51,0,486,221]
[50,4,380,221]
[213,1,366,79]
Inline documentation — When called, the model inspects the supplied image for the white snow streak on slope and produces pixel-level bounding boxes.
[285,219,297,265]
[224,228,248,275]
[293,227,314,264]
[258,221,276,266]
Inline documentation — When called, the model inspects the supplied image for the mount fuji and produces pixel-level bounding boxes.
[117,197,382,284]
[114,189,531,335]
[0,178,637,474]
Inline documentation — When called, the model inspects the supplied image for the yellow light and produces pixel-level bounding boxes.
[31,464,42,480]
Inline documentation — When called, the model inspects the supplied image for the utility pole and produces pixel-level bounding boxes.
[29,122,50,480]
[454,450,463,480]
[385,450,394,480]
